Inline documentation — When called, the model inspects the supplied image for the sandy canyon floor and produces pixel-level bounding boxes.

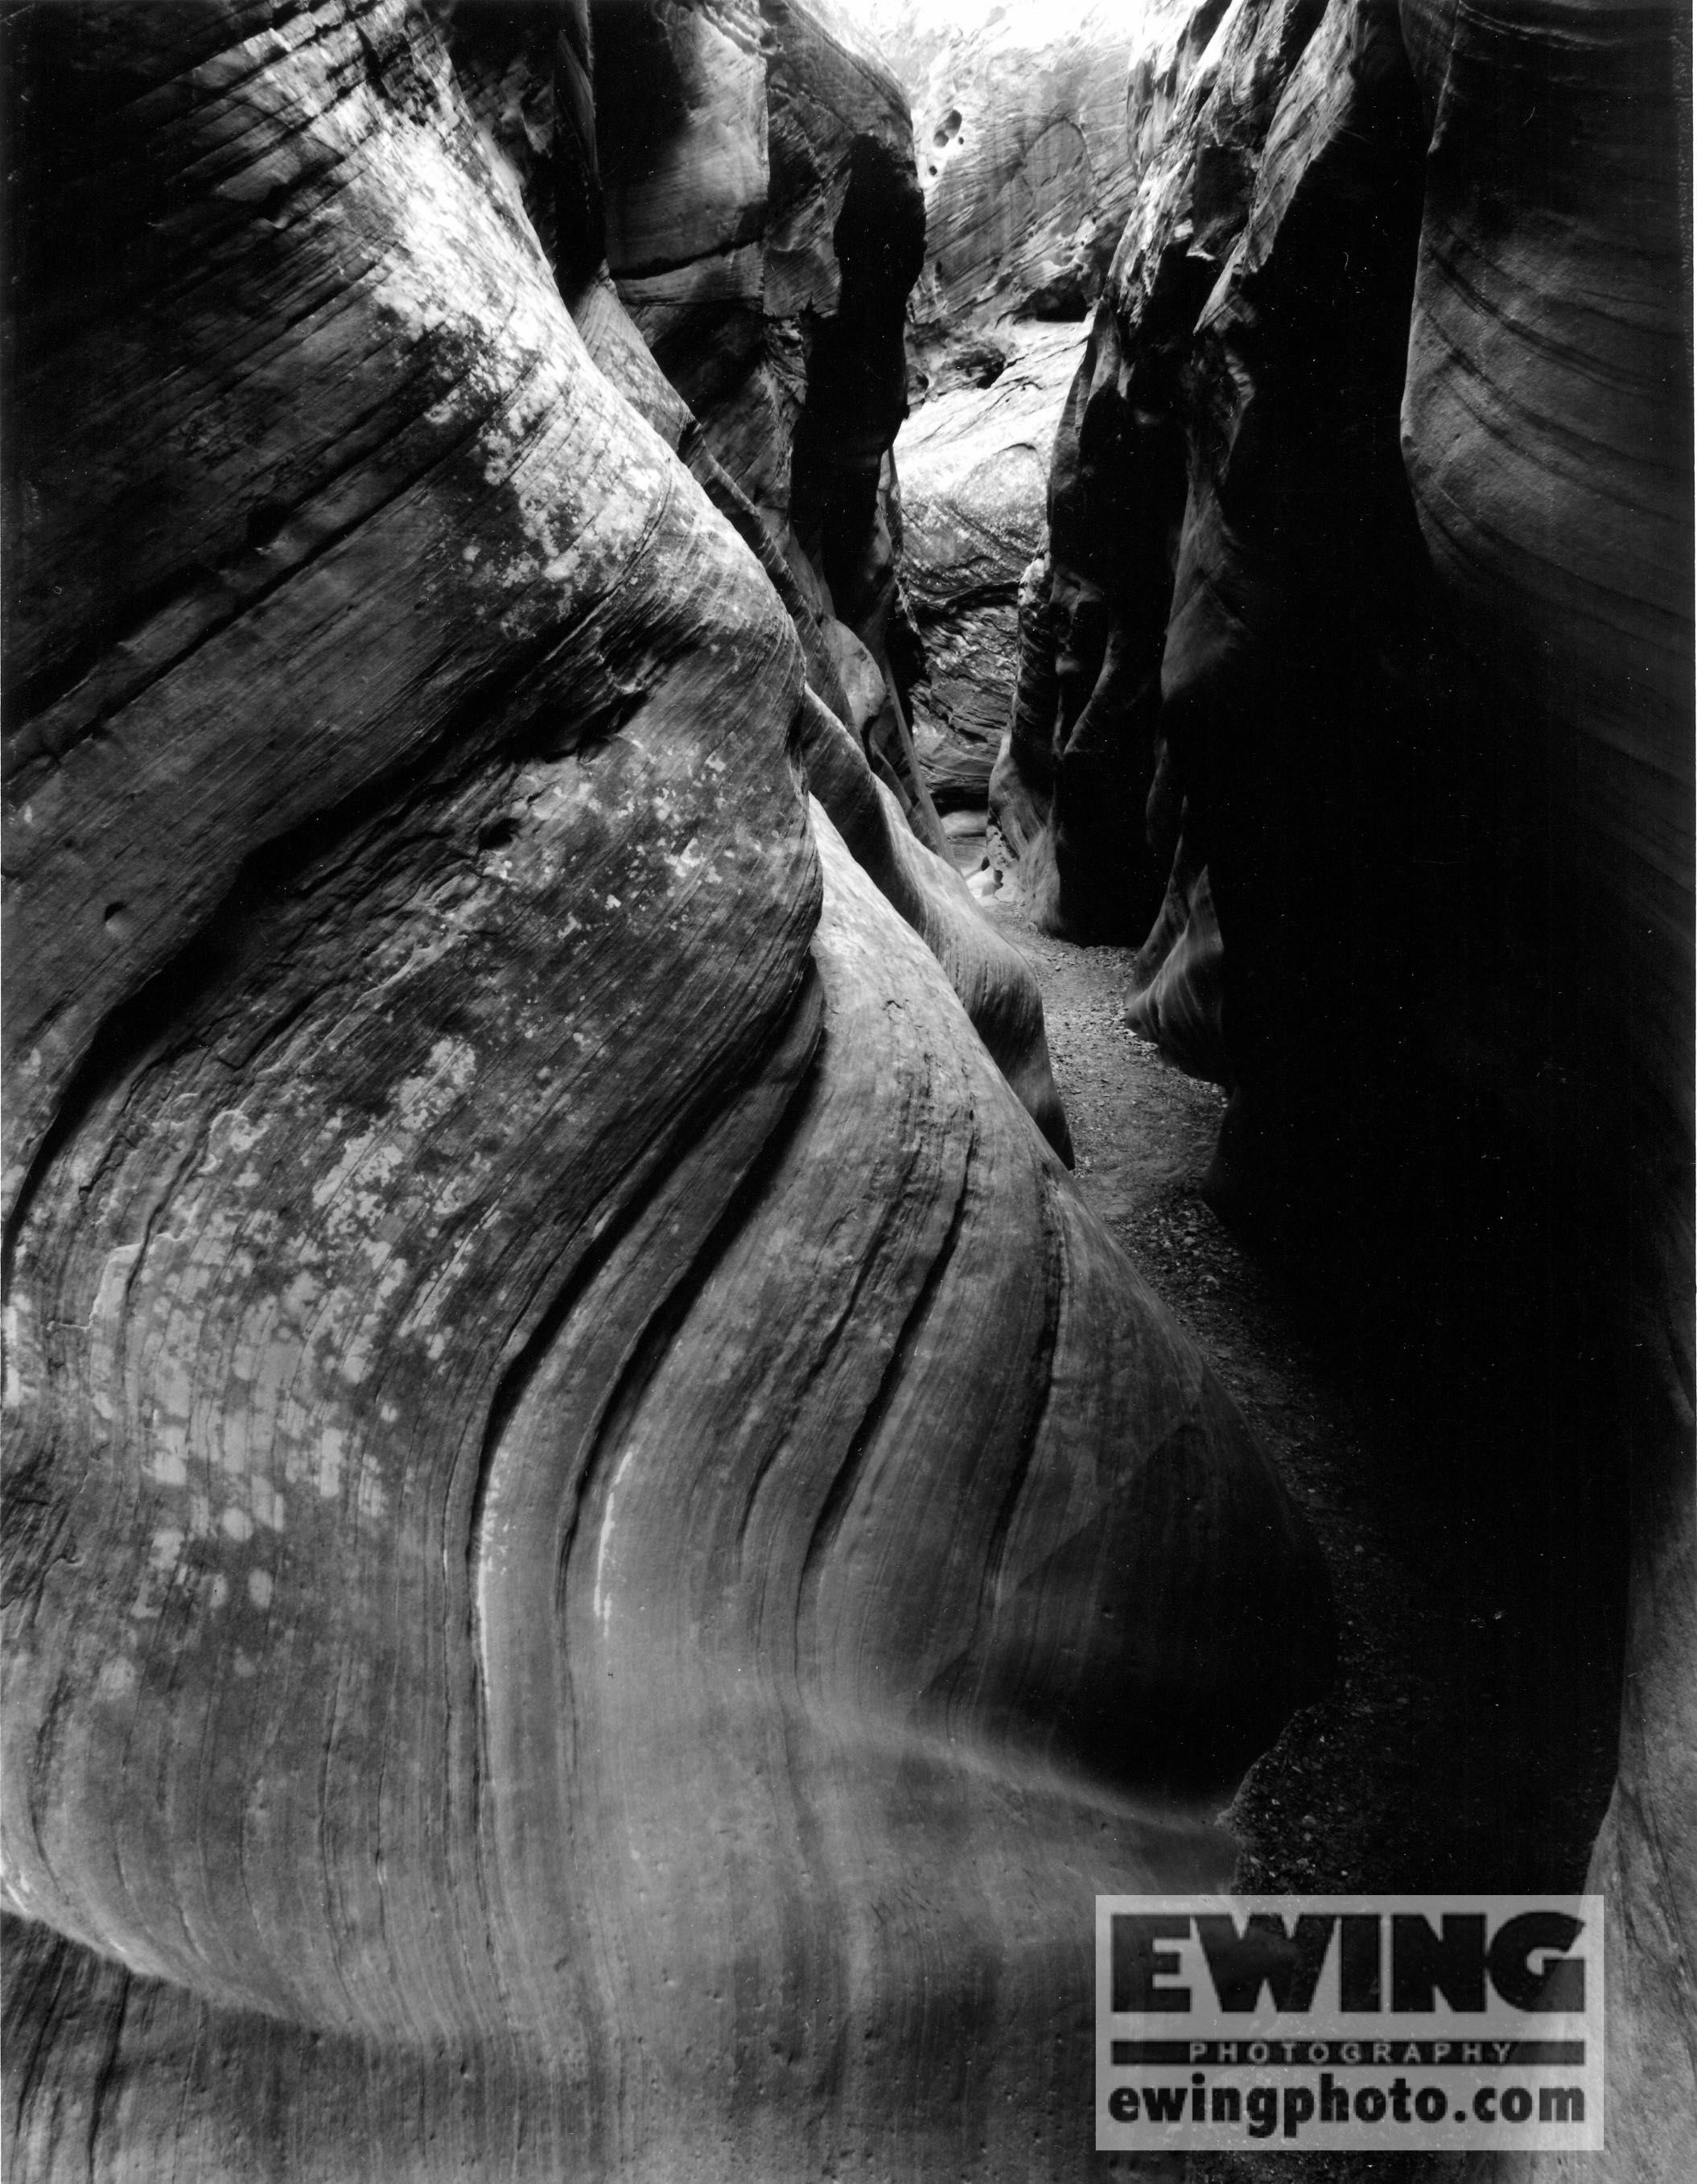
[980,876,1621,2182]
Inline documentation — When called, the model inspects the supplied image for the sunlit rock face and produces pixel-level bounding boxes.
[0,4,1333,2177]
[862,1,1213,856]
[995,0,1692,2163]
[864,0,1203,353]
[895,323,1084,834]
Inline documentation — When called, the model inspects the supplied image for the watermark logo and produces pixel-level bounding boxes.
[1096,1895,1603,2151]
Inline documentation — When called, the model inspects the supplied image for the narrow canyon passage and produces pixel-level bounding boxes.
[985,889,1625,1925]
[2,1,1685,2174]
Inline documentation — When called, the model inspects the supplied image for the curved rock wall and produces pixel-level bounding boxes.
[0,4,1332,2176]
[445,0,947,852]
[1002,0,1693,2163]
[1398,4,1695,2173]
[995,0,1354,949]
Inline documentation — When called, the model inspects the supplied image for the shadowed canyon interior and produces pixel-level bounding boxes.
[1,2,1691,2180]
[905,2,1692,2178]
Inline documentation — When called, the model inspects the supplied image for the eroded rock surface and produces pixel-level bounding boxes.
[598,0,950,851]
[876,2,1239,866]
[896,323,1084,826]
[866,0,1202,349]
[445,0,947,853]
[445,0,1070,1049]
[991,0,1338,946]
[1,5,1332,2176]
[860,2,1190,858]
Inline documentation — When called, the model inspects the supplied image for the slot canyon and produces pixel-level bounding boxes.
[1,2,1690,2179]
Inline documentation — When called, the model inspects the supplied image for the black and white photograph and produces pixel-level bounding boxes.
[1,0,1690,2177]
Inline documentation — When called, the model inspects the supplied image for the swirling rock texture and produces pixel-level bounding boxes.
[441,0,1046,1090]
[0,3,1337,2178]
[1001,0,1694,2169]
[1397,6,1695,2174]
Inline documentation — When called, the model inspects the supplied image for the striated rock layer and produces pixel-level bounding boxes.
[1397,5,1695,2174]
[439,0,1057,1130]
[446,0,947,853]
[1,4,1332,2177]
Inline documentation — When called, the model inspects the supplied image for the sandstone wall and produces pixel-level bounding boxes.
[0,5,1332,2175]
[1398,6,1694,2172]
